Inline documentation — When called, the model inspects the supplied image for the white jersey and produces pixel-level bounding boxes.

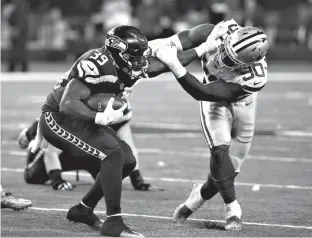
[199,20,268,172]
[201,52,268,103]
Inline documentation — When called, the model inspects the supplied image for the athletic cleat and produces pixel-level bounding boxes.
[1,194,32,211]
[66,203,103,230]
[18,128,30,149]
[224,200,242,231]
[224,216,242,231]
[100,216,144,237]
[173,183,206,223]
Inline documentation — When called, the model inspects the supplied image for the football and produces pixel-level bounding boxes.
[84,93,124,112]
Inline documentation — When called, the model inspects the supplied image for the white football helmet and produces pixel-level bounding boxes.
[216,26,269,68]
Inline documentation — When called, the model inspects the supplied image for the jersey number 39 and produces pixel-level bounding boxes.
[90,50,108,65]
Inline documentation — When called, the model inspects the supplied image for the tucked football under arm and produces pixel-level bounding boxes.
[59,78,97,121]
[147,49,198,78]
[176,72,247,102]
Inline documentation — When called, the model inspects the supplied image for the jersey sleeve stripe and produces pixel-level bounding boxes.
[241,84,265,93]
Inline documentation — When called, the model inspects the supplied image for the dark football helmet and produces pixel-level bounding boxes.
[104,25,151,79]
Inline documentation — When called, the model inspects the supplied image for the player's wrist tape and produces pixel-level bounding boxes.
[169,34,183,51]
[167,61,187,78]
[195,43,208,58]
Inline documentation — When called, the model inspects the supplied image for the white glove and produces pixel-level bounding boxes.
[155,43,187,78]
[209,19,239,40]
[30,122,48,153]
[120,87,132,100]
[95,98,127,126]
[155,42,179,66]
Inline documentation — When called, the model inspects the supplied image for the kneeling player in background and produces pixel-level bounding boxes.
[1,184,32,210]
[18,102,159,191]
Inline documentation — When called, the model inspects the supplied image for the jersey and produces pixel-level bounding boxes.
[42,48,141,113]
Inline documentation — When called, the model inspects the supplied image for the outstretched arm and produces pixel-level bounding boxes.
[155,44,246,102]
[147,48,198,78]
[148,23,214,53]
[175,72,246,102]
[177,24,215,50]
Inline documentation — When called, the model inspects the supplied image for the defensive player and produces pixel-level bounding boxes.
[18,107,158,191]
[32,25,211,237]
[153,19,269,230]
[1,184,32,210]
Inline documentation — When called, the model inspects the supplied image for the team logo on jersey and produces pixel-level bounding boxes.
[44,112,106,160]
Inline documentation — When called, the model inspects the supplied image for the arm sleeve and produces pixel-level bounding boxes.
[177,72,246,102]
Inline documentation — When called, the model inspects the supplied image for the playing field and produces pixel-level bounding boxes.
[1,64,312,237]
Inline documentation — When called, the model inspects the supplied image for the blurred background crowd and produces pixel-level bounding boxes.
[1,0,312,71]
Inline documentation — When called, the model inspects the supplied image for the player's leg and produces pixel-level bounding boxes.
[24,140,75,191]
[18,118,39,149]
[174,101,233,223]
[24,147,49,184]
[222,101,256,230]
[40,112,141,236]
[112,121,159,191]
[1,184,32,211]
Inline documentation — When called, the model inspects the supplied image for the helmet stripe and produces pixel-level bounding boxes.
[232,31,264,47]
[235,40,261,53]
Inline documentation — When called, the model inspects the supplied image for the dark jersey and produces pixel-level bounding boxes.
[42,48,142,113]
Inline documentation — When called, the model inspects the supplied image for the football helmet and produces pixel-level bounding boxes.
[216,26,269,68]
[105,25,151,79]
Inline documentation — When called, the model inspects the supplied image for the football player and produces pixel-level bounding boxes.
[18,107,159,191]
[153,19,269,230]
[1,184,32,210]
[31,25,212,237]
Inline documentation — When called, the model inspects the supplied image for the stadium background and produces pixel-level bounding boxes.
[1,0,312,237]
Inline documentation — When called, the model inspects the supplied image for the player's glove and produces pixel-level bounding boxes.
[53,180,75,191]
[30,121,48,153]
[155,43,187,78]
[95,98,128,126]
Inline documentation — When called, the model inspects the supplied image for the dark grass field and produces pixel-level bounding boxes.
[1,64,312,237]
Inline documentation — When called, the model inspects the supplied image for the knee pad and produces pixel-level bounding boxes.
[122,161,136,179]
[210,145,236,181]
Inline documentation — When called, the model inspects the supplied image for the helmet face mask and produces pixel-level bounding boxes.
[105,26,151,79]
[216,26,269,69]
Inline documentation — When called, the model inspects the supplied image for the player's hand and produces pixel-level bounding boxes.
[53,180,75,191]
[120,87,132,100]
[30,127,48,153]
[95,98,127,126]
[155,43,179,66]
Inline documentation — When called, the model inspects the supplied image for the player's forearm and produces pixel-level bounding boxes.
[176,72,223,102]
[59,99,97,121]
[147,49,198,78]
[177,49,198,66]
